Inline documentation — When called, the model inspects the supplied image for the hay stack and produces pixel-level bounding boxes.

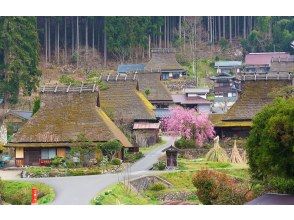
[205,136,229,162]
[230,140,243,164]
[242,149,248,164]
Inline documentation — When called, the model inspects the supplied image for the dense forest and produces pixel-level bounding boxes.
[0,16,294,105]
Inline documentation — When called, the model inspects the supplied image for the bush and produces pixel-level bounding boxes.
[265,177,294,194]
[51,157,66,167]
[153,161,166,171]
[192,170,252,205]
[246,98,294,192]
[1,181,54,205]
[175,138,196,149]
[111,158,122,166]
[124,152,144,163]
[59,74,80,85]
[148,183,166,191]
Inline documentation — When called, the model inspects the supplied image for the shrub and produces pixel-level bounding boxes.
[59,74,80,85]
[175,138,196,149]
[153,161,166,171]
[265,177,294,194]
[148,183,166,191]
[111,158,122,166]
[124,152,144,163]
[51,157,66,167]
[192,170,252,205]
[32,97,41,115]
[25,167,52,177]
[246,98,294,193]
[1,181,54,205]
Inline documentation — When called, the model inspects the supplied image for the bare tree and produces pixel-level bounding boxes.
[45,17,48,63]
[76,16,79,67]
[229,16,232,43]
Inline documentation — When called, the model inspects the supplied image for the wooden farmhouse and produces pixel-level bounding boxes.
[172,88,211,114]
[6,84,132,167]
[210,75,292,138]
[100,74,160,149]
[210,72,239,98]
[214,61,242,75]
[145,48,186,80]
[270,56,294,74]
[135,72,173,119]
[243,52,291,74]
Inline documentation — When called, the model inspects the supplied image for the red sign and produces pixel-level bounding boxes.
[31,187,38,205]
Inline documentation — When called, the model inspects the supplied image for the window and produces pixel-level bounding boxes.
[41,148,56,159]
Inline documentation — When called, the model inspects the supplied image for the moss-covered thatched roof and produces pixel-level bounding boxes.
[209,114,252,127]
[145,49,185,71]
[100,77,156,122]
[223,80,291,121]
[8,86,132,148]
[136,73,173,104]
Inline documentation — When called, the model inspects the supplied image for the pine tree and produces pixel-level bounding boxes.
[0,17,40,106]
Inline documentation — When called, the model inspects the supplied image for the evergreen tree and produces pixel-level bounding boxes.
[0,17,40,105]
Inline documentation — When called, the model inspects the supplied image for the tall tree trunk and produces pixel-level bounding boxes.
[159,26,162,48]
[76,16,79,67]
[57,20,60,65]
[234,16,237,38]
[71,17,74,55]
[183,16,186,51]
[218,16,221,41]
[164,16,167,48]
[104,18,107,67]
[179,16,182,39]
[92,18,95,57]
[64,17,67,64]
[243,16,246,39]
[45,17,48,63]
[223,16,226,38]
[48,18,51,62]
[148,34,151,59]
[85,17,88,62]
[229,16,232,43]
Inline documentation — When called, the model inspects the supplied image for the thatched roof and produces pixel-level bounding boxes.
[223,80,291,121]
[145,48,185,71]
[136,73,173,104]
[8,85,132,148]
[270,57,294,73]
[209,114,252,128]
[100,75,156,123]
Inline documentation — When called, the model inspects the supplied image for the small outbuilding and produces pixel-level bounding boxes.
[162,145,180,167]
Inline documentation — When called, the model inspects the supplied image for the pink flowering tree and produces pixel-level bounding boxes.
[161,106,215,146]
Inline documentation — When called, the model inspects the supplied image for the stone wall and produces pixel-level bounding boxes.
[129,176,172,192]
[133,129,159,147]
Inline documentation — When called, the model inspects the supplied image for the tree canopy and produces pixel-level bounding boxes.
[0,17,40,105]
[246,97,294,181]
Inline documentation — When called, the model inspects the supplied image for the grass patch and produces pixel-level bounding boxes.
[1,180,55,205]
[92,183,156,205]
[140,138,167,155]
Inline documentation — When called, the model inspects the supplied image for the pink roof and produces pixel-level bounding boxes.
[133,122,160,130]
[172,94,211,105]
[245,52,290,66]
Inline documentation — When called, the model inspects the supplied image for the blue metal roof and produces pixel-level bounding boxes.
[155,108,170,119]
[9,110,33,120]
[117,64,145,74]
[215,61,242,68]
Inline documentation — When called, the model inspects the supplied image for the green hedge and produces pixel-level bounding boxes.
[1,180,55,205]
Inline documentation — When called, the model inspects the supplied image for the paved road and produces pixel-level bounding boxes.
[20,135,175,205]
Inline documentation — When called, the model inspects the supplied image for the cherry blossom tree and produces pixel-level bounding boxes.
[161,106,215,146]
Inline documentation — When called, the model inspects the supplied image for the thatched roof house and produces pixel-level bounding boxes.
[145,48,186,80]
[100,75,156,123]
[7,84,132,166]
[136,72,173,105]
[210,79,292,138]
[100,75,160,147]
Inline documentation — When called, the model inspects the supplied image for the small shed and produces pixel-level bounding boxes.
[162,145,180,167]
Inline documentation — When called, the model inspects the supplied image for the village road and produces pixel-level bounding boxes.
[19,135,176,205]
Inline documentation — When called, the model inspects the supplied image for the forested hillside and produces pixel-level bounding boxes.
[0,16,294,106]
